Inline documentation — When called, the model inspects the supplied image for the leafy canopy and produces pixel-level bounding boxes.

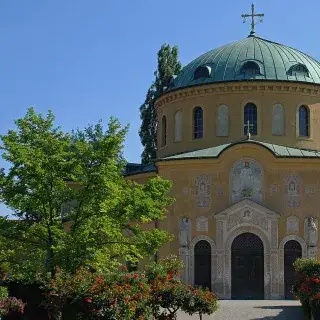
[0,108,174,280]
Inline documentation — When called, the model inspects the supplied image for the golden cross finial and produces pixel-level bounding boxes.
[244,120,254,139]
[241,3,264,37]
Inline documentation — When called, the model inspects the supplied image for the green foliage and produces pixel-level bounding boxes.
[0,287,8,299]
[0,108,174,280]
[139,44,182,164]
[294,258,320,276]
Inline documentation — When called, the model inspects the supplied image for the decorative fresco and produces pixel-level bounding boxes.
[231,159,263,203]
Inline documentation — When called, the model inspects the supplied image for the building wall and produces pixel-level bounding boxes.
[156,143,320,261]
[155,81,320,158]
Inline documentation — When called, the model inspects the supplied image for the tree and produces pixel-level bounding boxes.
[139,44,182,164]
[0,108,174,280]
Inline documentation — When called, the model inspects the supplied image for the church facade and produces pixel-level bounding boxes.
[125,25,320,299]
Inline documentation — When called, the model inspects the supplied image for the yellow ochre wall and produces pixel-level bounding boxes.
[155,81,320,158]
[127,142,320,261]
[155,143,320,260]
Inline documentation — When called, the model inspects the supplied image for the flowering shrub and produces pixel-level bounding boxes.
[183,287,218,316]
[44,267,152,319]
[43,256,219,319]
[0,296,25,317]
[146,256,218,319]
[293,258,320,319]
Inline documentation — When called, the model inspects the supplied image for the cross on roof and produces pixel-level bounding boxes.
[244,120,254,139]
[241,3,264,37]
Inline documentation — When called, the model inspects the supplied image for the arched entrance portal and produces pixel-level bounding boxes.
[284,240,302,299]
[194,240,211,290]
[231,232,264,299]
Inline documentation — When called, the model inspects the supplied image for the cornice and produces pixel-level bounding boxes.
[155,82,320,110]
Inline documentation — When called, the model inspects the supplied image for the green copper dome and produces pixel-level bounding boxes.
[168,36,320,91]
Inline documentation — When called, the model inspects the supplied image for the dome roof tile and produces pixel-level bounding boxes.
[169,37,320,91]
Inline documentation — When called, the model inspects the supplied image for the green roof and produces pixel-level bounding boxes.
[159,140,320,161]
[168,36,320,91]
[124,163,156,176]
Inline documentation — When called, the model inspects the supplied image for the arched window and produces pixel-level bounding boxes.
[289,64,309,77]
[241,61,261,75]
[299,106,309,137]
[193,107,203,139]
[161,115,167,146]
[244,103,258,135]
[174,111,182,142]
[216,105,229,136]
[194,65,211,80]
[272,104,285,136]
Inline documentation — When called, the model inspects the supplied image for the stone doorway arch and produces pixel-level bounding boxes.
[279,235,307,298]
[213,198,280,299]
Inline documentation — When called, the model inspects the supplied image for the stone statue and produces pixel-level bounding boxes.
[240,161,254,191]
[308,217,318,247]
[179,217,190,247]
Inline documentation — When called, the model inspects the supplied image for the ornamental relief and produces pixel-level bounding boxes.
[284,173,300,207]
[304,185,315,196]
[195,175,211,208]
[196,216,208,232]
[230,159,263,204]
[227,208,268,232]
[286,215,299,233]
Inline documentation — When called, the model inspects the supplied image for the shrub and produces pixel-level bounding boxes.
[293,258,320,319]
[0,286,8,300]
[42,256,219,320]
[146,255,218,320]
[183,287,219,316]
[0,297,25,317]
[43,267,152,319]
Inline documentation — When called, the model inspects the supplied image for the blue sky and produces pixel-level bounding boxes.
[0,0,320,214]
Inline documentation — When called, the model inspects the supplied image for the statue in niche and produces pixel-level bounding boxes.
[288,181,297,195]
[195,175,211,207]
[179,217,190,247]
[308,217,318,247]
[240,162,254,197]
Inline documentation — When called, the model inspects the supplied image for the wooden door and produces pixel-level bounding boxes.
[194,240,211,290]
[284,240,302,299]
[231,233,264,299]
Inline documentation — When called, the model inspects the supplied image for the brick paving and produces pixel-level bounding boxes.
[177,300,304,319]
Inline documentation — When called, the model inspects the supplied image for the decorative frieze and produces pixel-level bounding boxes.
[286,215,299,233]
[196,216,208,232]
[182,187,189,196]
[155,83,320,109]
[227,209,268,232]
[284,173,300,207]
[270,184,279,195]
[215,188,224,195]
[304,185,315,196]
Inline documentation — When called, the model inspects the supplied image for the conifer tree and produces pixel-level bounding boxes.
[139,44,182,164]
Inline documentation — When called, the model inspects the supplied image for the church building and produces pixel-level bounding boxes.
[125,5,320,299]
